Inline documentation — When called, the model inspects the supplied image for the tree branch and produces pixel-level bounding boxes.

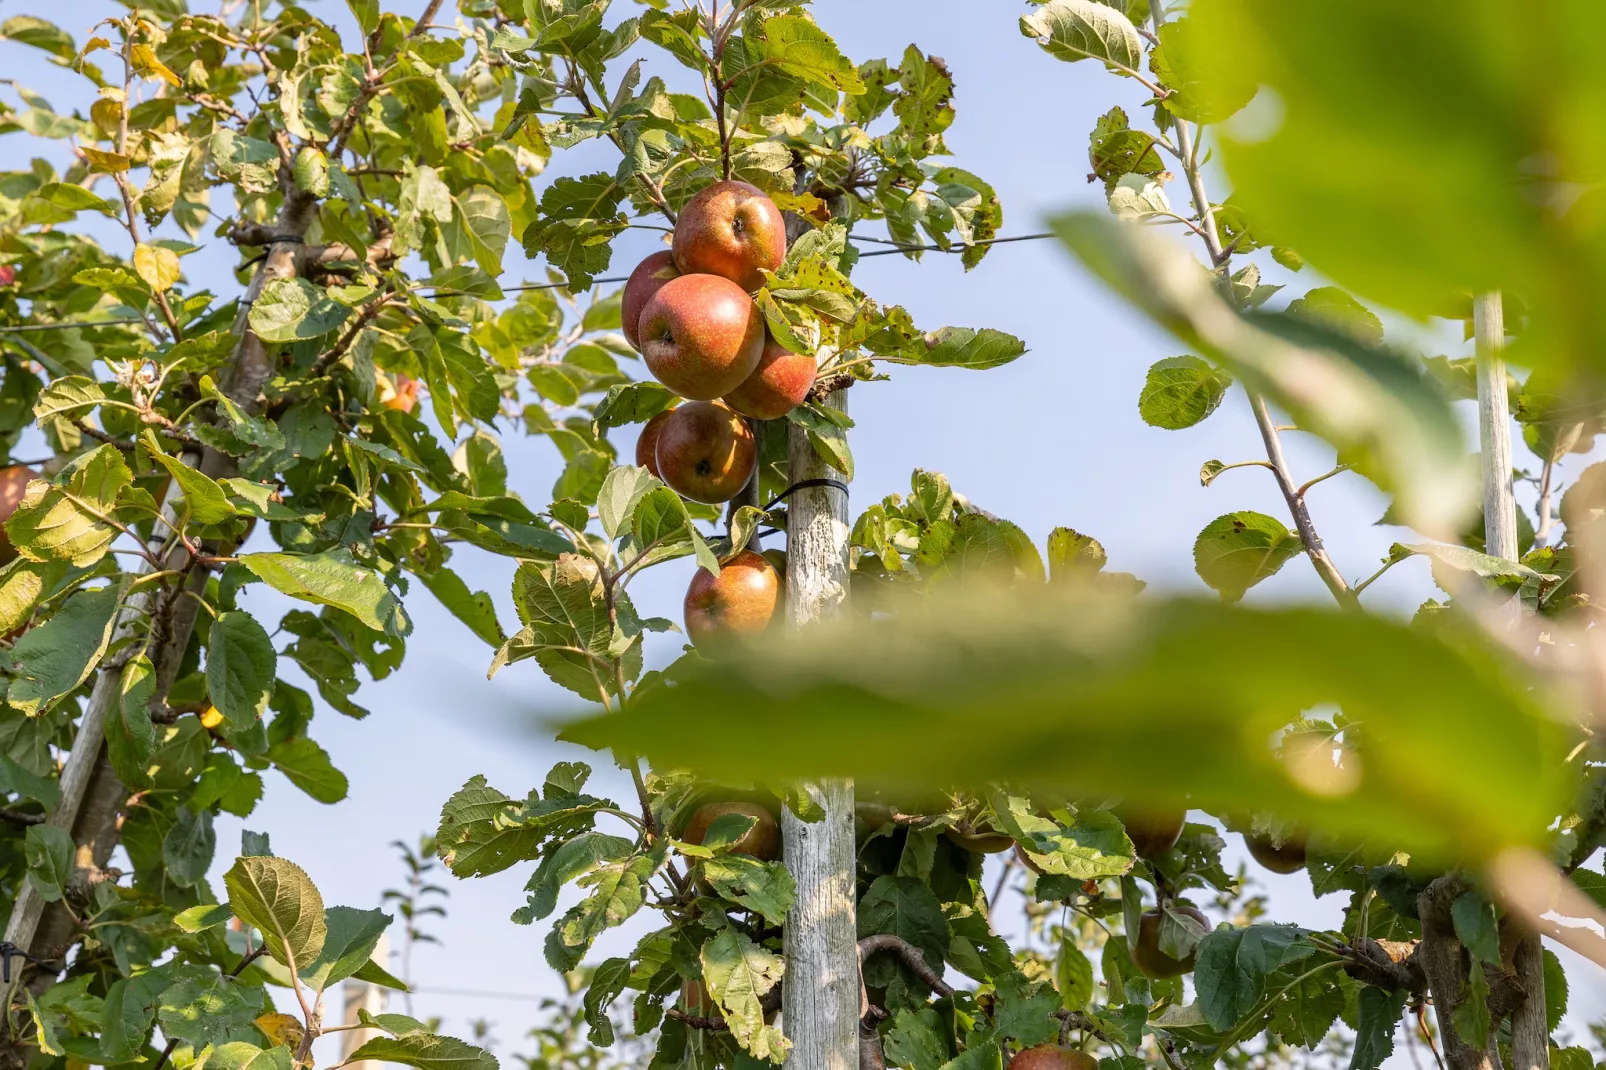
[857,935,952,998]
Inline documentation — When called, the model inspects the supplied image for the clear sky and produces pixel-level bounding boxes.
[4,0,1601,1060]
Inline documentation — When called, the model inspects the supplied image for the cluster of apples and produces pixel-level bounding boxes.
[623,180,815,507]
[619,181,818,648]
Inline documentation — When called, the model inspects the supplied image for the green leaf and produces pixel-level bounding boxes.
[32,376,106,423]
[1194,925,1308,1030]
[701,855,796,927]
[1089,106,1165,190]
[163,806,216,888]
[592,382,675,433]
[1150,17,1256,124]
[345,0,379,34]
[1057,940,1095,1012]
[748,14,863,95]
[156,971,262,1047]
[1139,356,1233,430]
[24,824,72,902]
[1269,966,1345,1049]
[859,875,950,983]
[0,15,75,60]
[207,611,276,728]
[6,444,130,567]
[994,972,1061,1046]
[300,906,392,992]
[787,404,854,480]
[240,550,410,637]
[561,591,1565,863]
[1394,543,1555,589]
[0,558,61,636]
[993,799,1134,880]
[597,465,658,542]
[223,856,327,969]
[9,580,126,716]
[1020,0,1144,72]
[516,831,633,924]
[200,1045,293,1070]
[701,927,789,1062]
[266,737,349,804]
[459,187,512,275]
[133,243,181,293]
[436,775,544,878]
[1193,512,1302,602]
[1046,528,1107,583]
[1450,891,1499,963]
[884,1007,948,1070]
[174,902,234,933]
[142,433,237,525]
[903,327,1027,370]
[415,566,503,647]
[347,1033,498,1070]
[1051,212,1472,533]
[1351,986,1407,1070]
[352,957,410,991]
[550,853,657,971]
[249,278,352,343]
[1287,287,1385,348]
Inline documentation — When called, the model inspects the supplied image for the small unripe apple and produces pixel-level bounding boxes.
[622,250,681,352]
[672,180,787,292]
[655,401,756,504]
[684,548,779,646]
[640,274,766,400]
[722,336,816,419]
[1245,830,1307,874]
[1133,903,1209,978]
[680,800,781,861]
[0,265,15,287]
[1118,807,1186,860]
[635,410,674,479]
[1009,1046,1098,1070]
[0,466,38,565]
[944,819,1015,854]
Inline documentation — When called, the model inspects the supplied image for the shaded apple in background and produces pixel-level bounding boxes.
[655,401,756,504]
[683,548,779,646]
[944,819,1015,854]
[1009,1047,1098,1070]
[1117,807,1186,860]
[621,250,681,351]
[723,336,816,419]
[1244,830,1307,874]
[672,180,787,292]
[679,800,781,861]
[640,274,765,400]
[635,409,674,479]
[1132,902,1209,978]
[0,465,37,565]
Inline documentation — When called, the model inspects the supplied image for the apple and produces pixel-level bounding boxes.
[1133,902,1209,978]
[0,465,37,565]
[684,548,779,646]
[944,819,1015,855]
[380,373,420,414]
[1009,1046,1098,1070]
[655,401,757,504]
[640,274,765,400]
[1245,830,1307,874]
[680,980,717,1017]
[722,336,816,419]
[680,800,781,861]
[0,265,15,287]
[1117,807,1186,860]
[672,180,787,292]
[622,250,681,351]
[635,409,674,479]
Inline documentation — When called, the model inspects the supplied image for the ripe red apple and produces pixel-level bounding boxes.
[0,265,15,287]
[722,336,816,419]
[0,466,38,565]
[680,800,781,861]
[381,374,420,414]
[1010,1046,1098,1070]
[1118,807,1186,860]
[684,548,779,646]
[672,180,787,292]
[622,251,681,352]
[1133,903,1209,978]
[635,409,673,479]
[640,274,765,400]
[1245,830,1307,874]
[655,401,756,504]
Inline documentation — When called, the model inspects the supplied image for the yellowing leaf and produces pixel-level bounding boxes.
[81,147,130,174]
[130,43,181,87]
[255,1012,304,1049]
[133,243,181,293]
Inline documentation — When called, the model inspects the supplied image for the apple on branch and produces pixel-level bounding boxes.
[654,400,756,505]
[683,548,779,646]
[639,274,765,400]
[672,180,787,292]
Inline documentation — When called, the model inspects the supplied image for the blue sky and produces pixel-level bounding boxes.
[4,0,1601,1058]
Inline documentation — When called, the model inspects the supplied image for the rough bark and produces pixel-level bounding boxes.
[782,388,857,1070]
[1509,932,1549,1070]
[1418,877,1503,1070]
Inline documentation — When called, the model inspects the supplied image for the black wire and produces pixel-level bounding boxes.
[762,478,849,511]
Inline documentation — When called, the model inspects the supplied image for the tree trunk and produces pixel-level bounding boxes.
[782,388,858,1070]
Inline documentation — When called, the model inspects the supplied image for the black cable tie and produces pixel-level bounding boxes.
[762,478,849,512]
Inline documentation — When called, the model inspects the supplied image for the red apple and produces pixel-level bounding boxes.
[0,265,15,287]
[1133,903,1209,979]
[381,373,420,414]
[722,336,816,419]
[640,274,765,400]
[0,466,38,565]
[672,180,787,292]
[1245,830,1307,874]
[680,801,781,861]
[621,250,681,352]
[1010,1047,1098,1070]
[635,409,673,479]
[1118,807,1186,860]
[655,401,756,504]
[684,548,779,646]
